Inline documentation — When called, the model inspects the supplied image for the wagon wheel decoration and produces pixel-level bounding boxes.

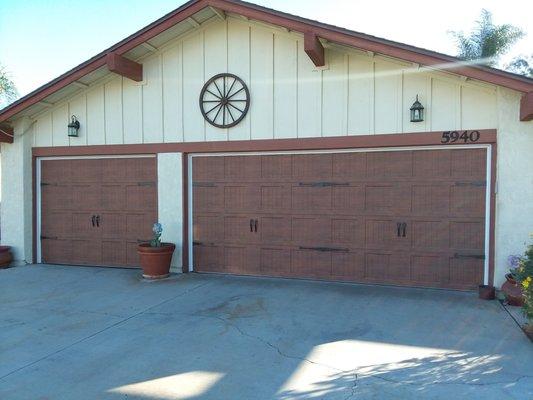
[199,73,250,128]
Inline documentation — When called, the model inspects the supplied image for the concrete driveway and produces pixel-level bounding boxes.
[1,265,532,399]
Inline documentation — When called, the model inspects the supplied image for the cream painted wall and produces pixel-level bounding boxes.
[157,153,183,273]
[494,88,533,286]
[30,17,498,147]
[0,118,34,264]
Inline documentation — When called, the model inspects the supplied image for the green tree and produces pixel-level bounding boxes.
[506,55,533,78]
[0,64,18,107]
[450,9,524,67]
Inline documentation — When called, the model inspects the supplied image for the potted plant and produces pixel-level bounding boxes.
[137,223,175,279]
[502,254,527,306]
[0,246,13,269]
[522,276,533,342]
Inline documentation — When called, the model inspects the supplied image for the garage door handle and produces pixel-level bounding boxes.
[397,223,402,237]
[402,222,407,237]
[254,219,258,233]
[250,219,254,232]
[95,215,100,227]
[91,215,96,227]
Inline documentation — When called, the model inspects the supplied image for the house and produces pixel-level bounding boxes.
[1,0,532,290]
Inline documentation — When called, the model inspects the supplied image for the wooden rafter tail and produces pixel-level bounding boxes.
[0,125,14,143]
[105,53,143,82]
[304,32,325,67]
[520,91,533,121]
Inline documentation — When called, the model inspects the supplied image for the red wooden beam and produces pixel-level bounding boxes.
[520,91,533,121]
[0,124,14,143]
[106,53,143,82]
[304,32,325,67]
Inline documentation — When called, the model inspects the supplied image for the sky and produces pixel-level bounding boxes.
[0,0,532,98]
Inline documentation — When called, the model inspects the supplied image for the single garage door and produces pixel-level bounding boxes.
[192,148,488,290]
[39,157,157,267]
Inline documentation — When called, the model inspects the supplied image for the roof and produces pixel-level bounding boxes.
[1,0,532,125]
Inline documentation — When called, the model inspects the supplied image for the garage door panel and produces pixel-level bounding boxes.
[70,159,102,182]
[41,185,72,211]
[366,219,411,249]
[194,215,224,243]
[292,185,331,211]
[72,184,100,210]
[291,249,332,277]
[126,184,157,210]
[450,185,486,216]
[71,239,101,265]
[450,221,485,250]
[194,244,225,272]
[332,218,364,247]
[100,213,126,239]
[224,216,259,244]
[412,220,449,250]
[41,239,71,264]
[451,149,486,179]
[449,257,483,288]
[42,212,72,238]
[292,217,331,245]
[332,153,366,179]
[331,251,364,279]
[261,155,292,181]
[367,151,413,179]
[260,217,291,244]
[225,156,261,181]
[101,240,126,266]
[411,255,449,285]
[364,252,390,280]
[411,185,450,216]
[332,185,365,212]
[101,184,125,210]
[413,150,452,179]
[72,212,99,239]
[225,246,260,274]
[365,185,411,214]
[126,241,141,267]
[194,157,225,181]
[224,185,260,212]
[260,248,291,275]
[126,158,157,182]
[41,160,72,183]
[292,154,332,179]
[260,184,291,211]
[194,185,223,211]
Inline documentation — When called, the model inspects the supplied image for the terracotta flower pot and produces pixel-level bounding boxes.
[137,243,175,279]
[501,280,525,307]
[505,273,518,285]
[478,285,495,300]
[0,246,13,269]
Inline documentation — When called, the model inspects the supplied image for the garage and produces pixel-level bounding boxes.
[38,156,157,267]
[192,147,489,290]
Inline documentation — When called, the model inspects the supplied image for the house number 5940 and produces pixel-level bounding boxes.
[441,130,480,144]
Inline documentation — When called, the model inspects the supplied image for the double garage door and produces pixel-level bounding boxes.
[192,147,488,290]
[39,157,157,267]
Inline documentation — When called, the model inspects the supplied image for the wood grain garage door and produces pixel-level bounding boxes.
[40,157,157,267]
[192,148,487,290]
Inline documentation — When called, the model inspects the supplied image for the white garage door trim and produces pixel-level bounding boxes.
[188,144,492,286]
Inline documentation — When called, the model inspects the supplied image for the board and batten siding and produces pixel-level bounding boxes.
[31,17,498,147]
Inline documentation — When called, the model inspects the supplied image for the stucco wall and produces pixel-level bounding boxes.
[0,118,34,264]
[157,153,184,273]
[494,88,533,286]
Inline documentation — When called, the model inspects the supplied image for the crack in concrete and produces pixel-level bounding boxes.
[206,314,359,399]
[0,281,211,382]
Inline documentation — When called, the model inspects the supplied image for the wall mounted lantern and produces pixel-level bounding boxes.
[67,115,80,137]
[410,95,424,122]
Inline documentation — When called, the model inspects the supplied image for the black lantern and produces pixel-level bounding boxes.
[67,115,80,137]
[410,95,424,122]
